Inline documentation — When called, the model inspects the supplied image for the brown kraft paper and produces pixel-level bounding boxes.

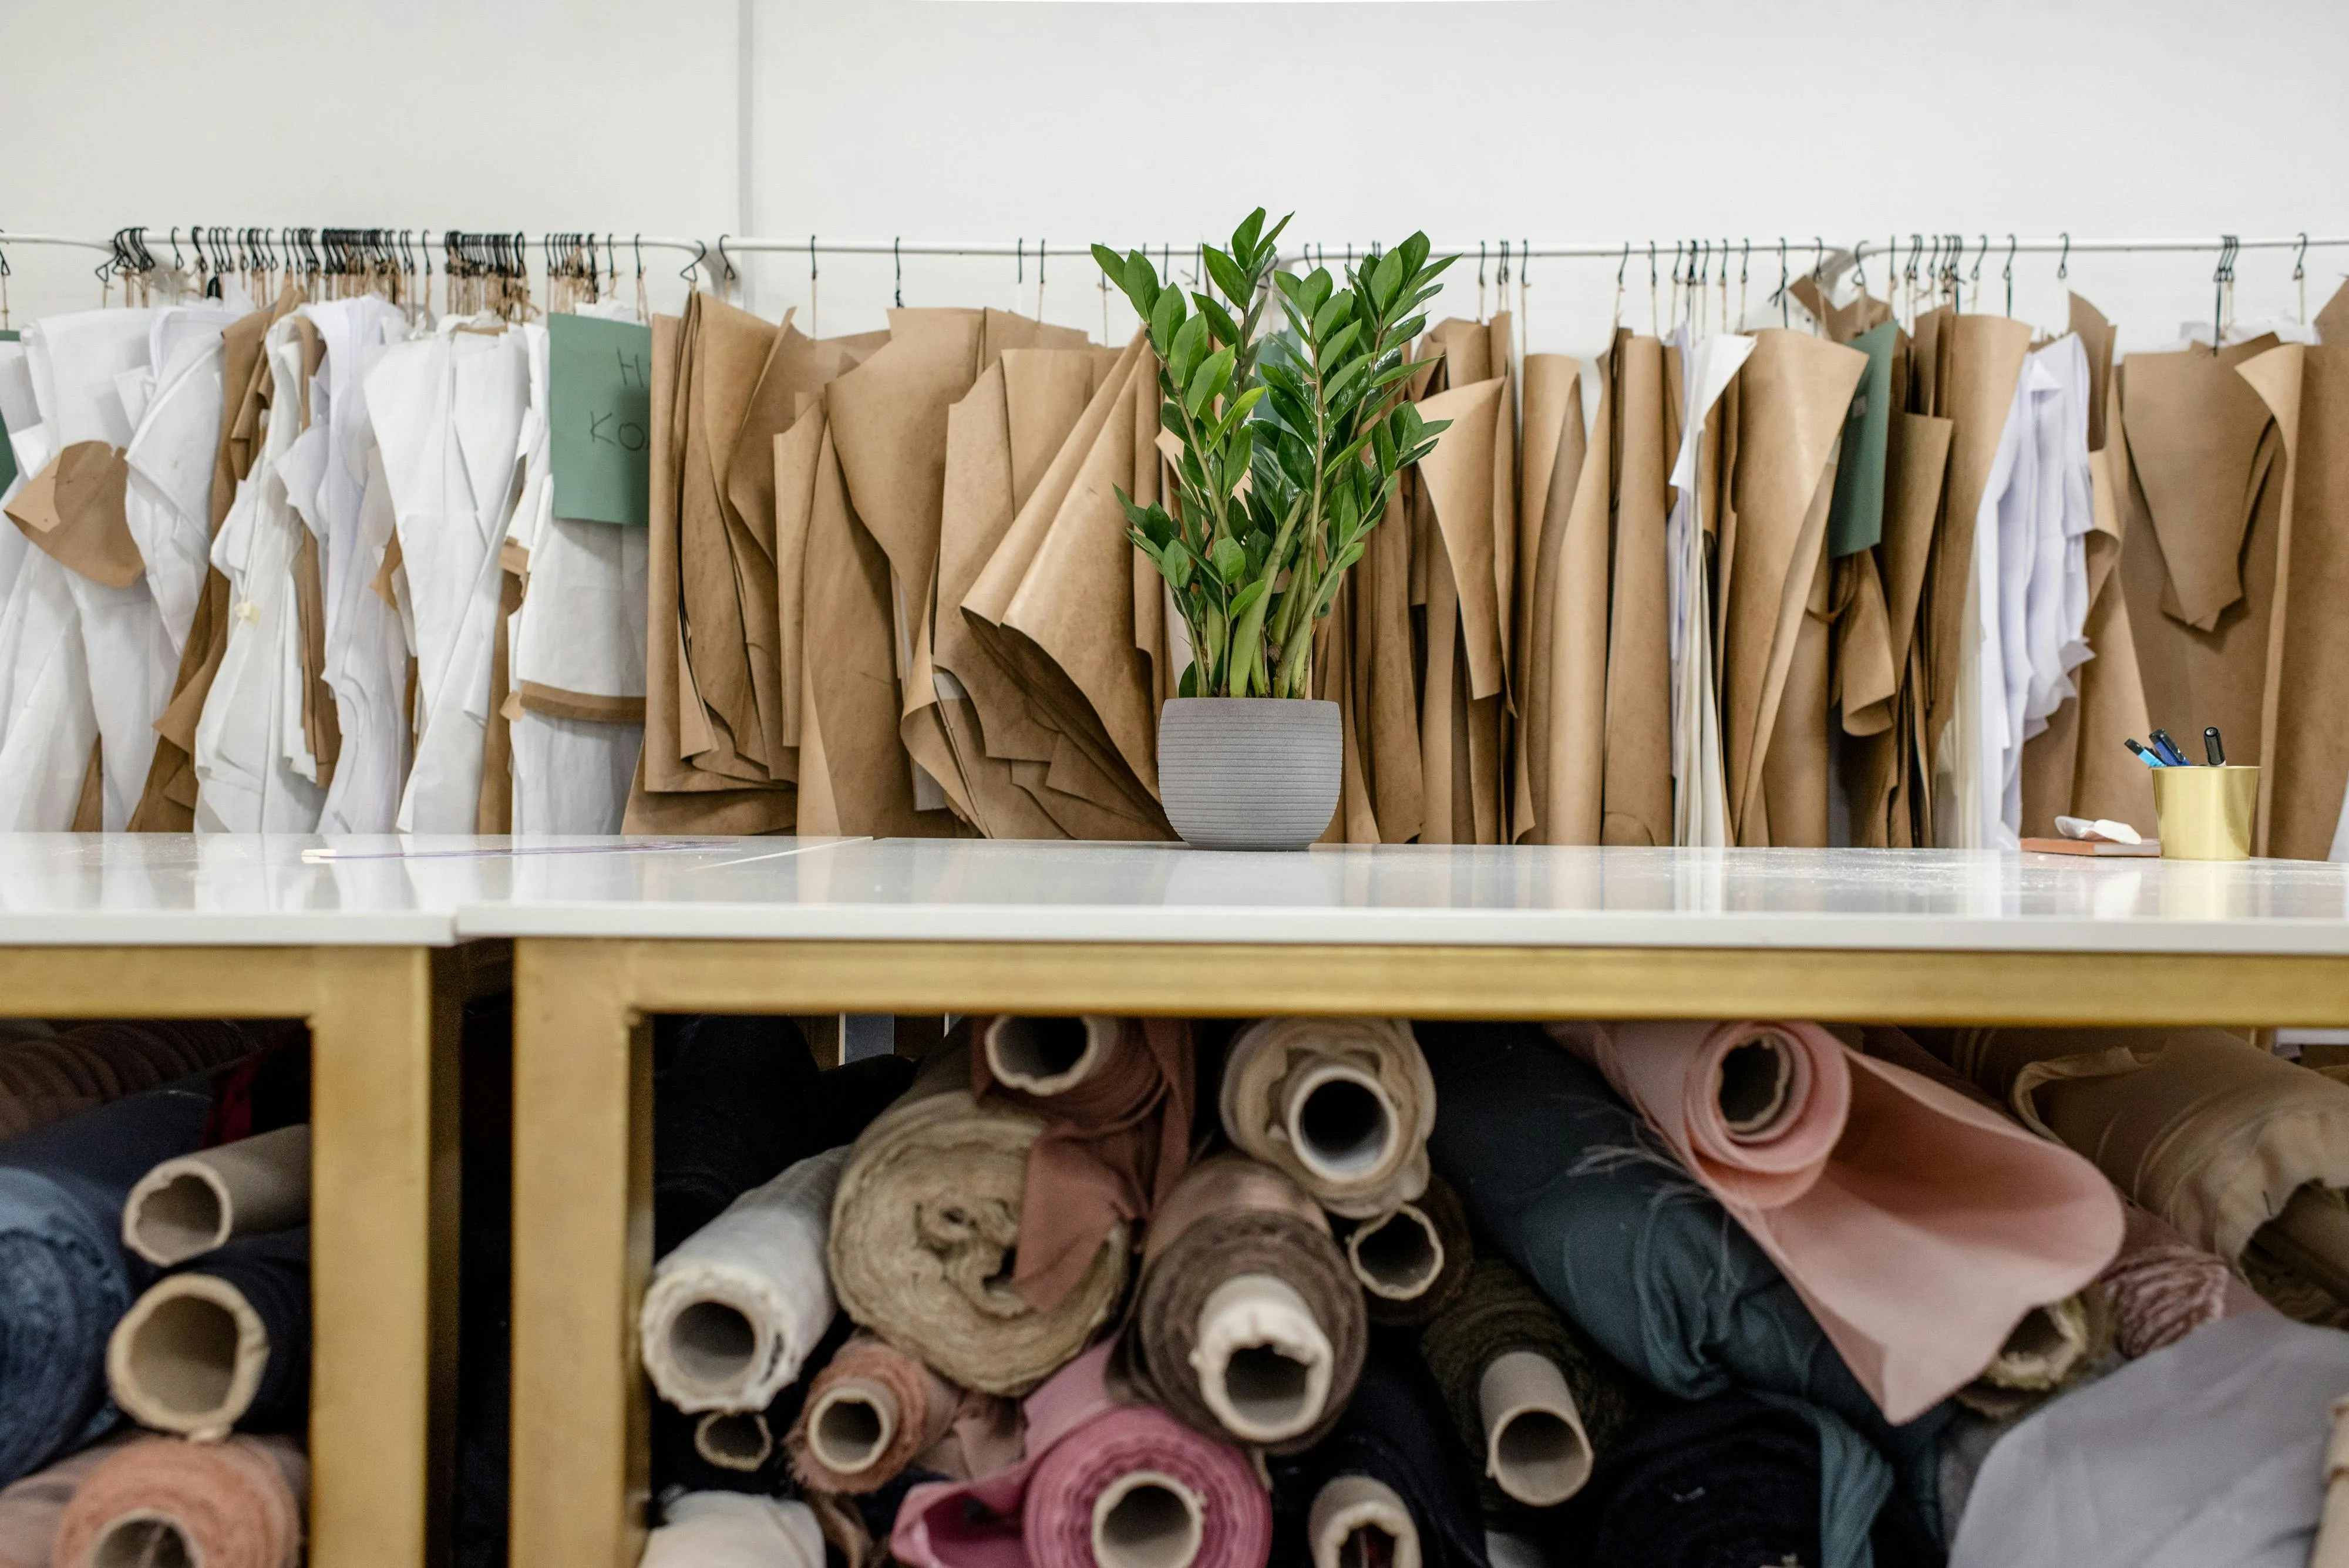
[1601,332,1672,846]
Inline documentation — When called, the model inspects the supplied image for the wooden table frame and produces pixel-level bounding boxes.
[509,934,2349,1568]
[0,940,507,1568]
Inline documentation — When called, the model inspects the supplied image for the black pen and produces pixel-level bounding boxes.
[2150,729,2192,767]
[2204,726,2226,766]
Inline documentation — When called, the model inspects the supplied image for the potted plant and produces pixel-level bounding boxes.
[1093,211,1453,849]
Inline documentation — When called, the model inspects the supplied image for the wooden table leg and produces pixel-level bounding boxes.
[510,939,650,1568]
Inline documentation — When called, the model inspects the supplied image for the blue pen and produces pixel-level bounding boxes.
[2150,729,2192,766]
[2125,738,2166,768]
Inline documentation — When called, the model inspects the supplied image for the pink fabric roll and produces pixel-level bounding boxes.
[0,1438,126,1568]
[893,1343,1268,1568]
[1553,1019,2125,1423]
[49,1435,304,1568]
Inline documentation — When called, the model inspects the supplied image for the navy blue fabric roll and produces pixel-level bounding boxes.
[169,1225,310,1433]
[653,1016,824,1259]
[1270,1338,1491,1568]
[0,1081,210,1485]
[1417,1021,1948,1568]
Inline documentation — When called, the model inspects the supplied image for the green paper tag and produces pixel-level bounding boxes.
[549,313,652,527]
[1828,321,1896,558]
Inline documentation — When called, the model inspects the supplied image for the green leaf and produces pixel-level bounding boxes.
[1325,354,1371,405]
[1369,248,1405,312]
[1186,345,1234,418]
[1150,287,1187,358]
[1123,253,1160,314]
[1311,290,1355,343]
[1233,208,1267,261]
[1168,314,1210,391]
[1371,419,1398,475]
[1301,268,1334,317]
[1256,213,1294,267]
[1318,318,1364,367]
[1398,233,1431,277]
[1160,541,1193,588]
[1202,247,1251,308]
[1210,537,1247,584]
[1191,292,1243,351]
[1273,270,1308,307]
[1179,660,1199,699]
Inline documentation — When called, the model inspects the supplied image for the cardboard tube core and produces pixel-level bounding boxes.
[1287,1064,1399,1183]
[985,1015,1116,1094]
[1192,1273,1334,1443]
[91,1515,194,1568]
[1310,1475,1422,1568]
[694,1411,773,1472]
[121,1124,312,1268]
[1716,1037,1795,1135]
[1091,1469,1204,1568]
[1347,1202,1445,1301]
[1478,1350,1594,1506]
[1983,1295,2094,1391]
[107,1275,267,1441]
[807,1377,900,1475]
[667,1300,759,1391]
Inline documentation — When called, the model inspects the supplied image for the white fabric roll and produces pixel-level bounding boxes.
[642,1493,824,1568]
[641,1146,848,1413]
[122,1123,311,1267]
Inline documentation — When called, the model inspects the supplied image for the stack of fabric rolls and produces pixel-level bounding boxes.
[0,1018,314,1568]
[634,1009,2349,1568]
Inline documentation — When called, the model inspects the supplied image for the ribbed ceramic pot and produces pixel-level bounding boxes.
[1157,697,1340,851]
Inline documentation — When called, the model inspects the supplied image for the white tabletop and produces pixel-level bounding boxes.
[7,836,2349,954]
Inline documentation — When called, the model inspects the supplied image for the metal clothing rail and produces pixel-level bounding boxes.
[0,228,714,266]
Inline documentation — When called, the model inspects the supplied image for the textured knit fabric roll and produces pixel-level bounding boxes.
[1220,1016,1436,1219]
[1552,1018,2123,1424]
[107,1224,309,1439]
[1418,1021,1943,1568]
[830,1046,1128,1396]
[0,1081,210,1486]
[50,1435,305,1568]
[894,1342,1269,1568]
[971,1014,1193,1313]
[644,1146,849,1412]
[0,1021,253,1144]
[788,1331,1022,1495]
[641,1492,826,1568]
[1112,1153,1367,1455]
[1269,1343,1490,1568]
[2099,1203,2270,1358]
[1956,1285,2114,1420]
[652,1015,825,1260]
[1346,1175,1475,1328]
[1419,1256,1635,1510]
[0,1438,125,1568]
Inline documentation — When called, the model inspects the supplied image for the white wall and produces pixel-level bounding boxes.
[4,0,2345,354]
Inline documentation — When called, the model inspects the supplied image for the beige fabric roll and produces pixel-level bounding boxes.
[829,1047,1127,1395]
[1219,1017,1435,1220]
[122,1123,310,1268]
[2314,1392,2349,1568]
[643,1493,825,1568]
[106,1273,275,1441]
[1958,1288,2114,1420]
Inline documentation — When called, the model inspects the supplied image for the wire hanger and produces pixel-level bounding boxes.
[2003,234,2017,317]
[2296,231,2310,324]
[893,237,903,309]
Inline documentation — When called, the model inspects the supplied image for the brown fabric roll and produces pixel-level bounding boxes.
[1345,1173,1473,1328]
[787,1331,1021,1495]
[0,1438,126,1568]
[828,1047,1127,1396]
[1111,1154,1366,1456]
[2096,1203,2264,1359]
[51,1435,304,1568]
[0,1021,254,1142]
[971,1015,1192,1311]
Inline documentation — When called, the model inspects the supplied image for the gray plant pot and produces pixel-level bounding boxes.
[1157,697,1340,851]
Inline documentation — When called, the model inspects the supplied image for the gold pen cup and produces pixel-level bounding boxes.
[2149,764,2259,860]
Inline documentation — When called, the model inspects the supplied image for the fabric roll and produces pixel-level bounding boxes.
[652,1014,824,1260]
[1345,1175,1473,1328]
[971,1014,1193,1311]
[1539,1393,1820,1568]
[695,1409,777,1474]
[1219,1016,1436,1220]
[1553,1018,2122,1422]
[1113,1153,1367,1455]
[830,1047,1128,1396]
[789,1330,1023,1495]
[1418,1021,1944,1568]
[51,1435,304,1568]
[894,1342,1270,1568]
[2099,1203,2267,1358]
[0,1081,210,1486]
[0,1021,252,1143]
[107,1224,308,1439]
[121,1122,309,1267]
[642,1492,826,1568]
[1925,1025,2349,1268]
[644,1146,849,1412]
[0,1438,124,1568]
[1419,1257,1634,1510]
[1951,1311,2349,1568]
[1268,1345,1490,1568]
[2314,1391,2349,1568]
[1955,1285,2112,1419]
[650,1311,852,1502]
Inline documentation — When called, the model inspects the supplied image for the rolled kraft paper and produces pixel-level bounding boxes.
[653,1015,826,1260]
[1415,1022,1943,1552]
[972,1014,1194,1312]
[1419,1257,1630,1510]
[121,1122,309,1267]
[894,1344,1268,1568]
[1115,1155,1366,1455]
[788,1333,961,1494]
[0,1021,253,1143]
[1345,1175,1473,1329]
[1552,1019,2124,1422]
[830,1049,1128,1397]
[1220,1016,1435,1219]
[644,1145,849,1412]
[107,1226,309,1440]
[642,1492,826,1568]
[1267,1348,1489,1568]
[0,1083,210,1486]
[0,1439,126,1568]
[51,1435,305,1568]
